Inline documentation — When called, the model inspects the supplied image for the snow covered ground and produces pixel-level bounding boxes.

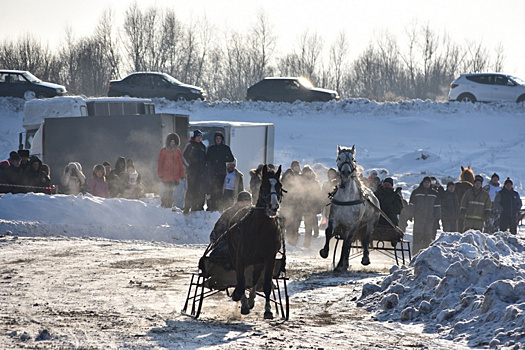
[1,97,524,349]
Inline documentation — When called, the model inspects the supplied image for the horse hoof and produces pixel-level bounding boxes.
[319,249,328,259]
[264,311,274,320]
[361,258,370,266]
[241,307,250,315]
[334,266,347,273]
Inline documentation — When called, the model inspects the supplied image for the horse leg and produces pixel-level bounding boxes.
[240,293,250,315]
[361,229,371,266]
[242,266,263,314]
[335,231,353,272]
[263,258,275,319]
[232,258,246,302]
[319,218,334,259]
[361,219,376,266]
[240,285,257,315]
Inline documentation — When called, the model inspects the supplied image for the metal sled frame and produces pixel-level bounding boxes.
[182,254,289,320]
[333,226,412,267]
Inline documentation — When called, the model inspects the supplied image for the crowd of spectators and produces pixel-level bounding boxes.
[2,141,523,253]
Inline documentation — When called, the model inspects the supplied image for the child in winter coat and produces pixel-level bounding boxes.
[88,164,110,198]
[120,164,143,199]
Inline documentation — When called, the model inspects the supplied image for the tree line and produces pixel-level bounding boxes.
[0,4,505,101]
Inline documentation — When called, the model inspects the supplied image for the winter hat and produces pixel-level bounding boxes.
[491,173,499,180]
[193,129,203,138]
[29,155,41,166]
[474,175,484,184]
[92,164,106,177]
[504,177,513,186]
[237,191,252,202]
[302,165,313,174]
[166,133,180,148]
[102,161,111,167]
[9,151,21,161]
[422,176,432,183]
[383,177,394,186]
[214,131,225,141]
[446,181,455,187]
[18,149,30,158]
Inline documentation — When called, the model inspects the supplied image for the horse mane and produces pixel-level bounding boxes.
[459,165,475,184]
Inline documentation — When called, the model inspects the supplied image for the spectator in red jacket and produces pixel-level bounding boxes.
[158,133,185,208]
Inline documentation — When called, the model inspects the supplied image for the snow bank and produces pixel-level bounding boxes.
[359,231,525,348]
[0,192,220,244]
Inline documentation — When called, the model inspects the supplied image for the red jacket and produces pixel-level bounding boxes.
[157,148,185,183]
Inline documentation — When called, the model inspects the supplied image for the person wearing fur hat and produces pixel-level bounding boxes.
[0,152,24,194]
[205,131,234,212]
[158,133,186,208]
[23,155,49,193]
[407,176,441,255]
[88,164,110,198]
[493,178,522,234]
[460,175,492,232]
[182,129,207,213]
[374,177,404,227]
[60,162,86,195]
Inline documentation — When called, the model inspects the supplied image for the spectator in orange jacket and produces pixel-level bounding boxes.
[158,133,185,208]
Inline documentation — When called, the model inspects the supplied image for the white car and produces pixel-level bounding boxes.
[448,73,525,103]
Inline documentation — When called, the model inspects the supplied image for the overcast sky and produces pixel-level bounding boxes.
[2,0,525,79]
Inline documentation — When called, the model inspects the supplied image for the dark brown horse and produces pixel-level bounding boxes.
[228,165,283,319]
[455,165,474,229]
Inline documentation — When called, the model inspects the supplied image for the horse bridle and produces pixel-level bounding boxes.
[332,149,364,206]
[337,150,357,175]
[257,177,283,214]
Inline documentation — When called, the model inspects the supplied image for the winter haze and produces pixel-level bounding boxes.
[1,96,525,349]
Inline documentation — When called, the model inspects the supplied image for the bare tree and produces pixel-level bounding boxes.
[248,9,277,81]
[462,40,490,73]
[492,43,505,73]
[0,34,57,80]
[328,31,349,96]
[123,2,147,72]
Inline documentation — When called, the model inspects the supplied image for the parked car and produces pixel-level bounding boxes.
[448,73,525,103]
[108,72,206,101]
[246,77,339,102]
[0,70,67,99]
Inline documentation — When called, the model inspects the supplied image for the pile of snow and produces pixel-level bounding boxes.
[359,231,525,348]
[0,192,219,244]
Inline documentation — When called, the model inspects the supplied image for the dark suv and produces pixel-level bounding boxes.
[246,77,339,102]
[108,72,206,101]
[0,70,67,99]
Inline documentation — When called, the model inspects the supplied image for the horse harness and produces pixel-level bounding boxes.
[331,149,365,207]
